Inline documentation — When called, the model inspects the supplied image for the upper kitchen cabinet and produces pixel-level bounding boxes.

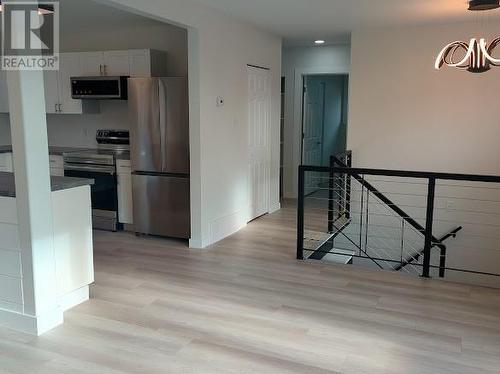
[46,53,99,115]
[129,49,168,77]
[78,49,168,78]
[0,49,168,114]
[103,50,131,76]
[44,70,60,114]
[79,52,105,76]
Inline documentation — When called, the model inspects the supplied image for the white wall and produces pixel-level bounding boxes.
[282,45,351,198]
[349,22,500,174]
[348,22,500,287]
[101,0,282,247]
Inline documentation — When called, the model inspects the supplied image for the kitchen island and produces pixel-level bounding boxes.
[0,172,95,319]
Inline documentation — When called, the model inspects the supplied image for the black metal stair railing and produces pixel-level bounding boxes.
[330,154,462,277]
[297,155,500,282]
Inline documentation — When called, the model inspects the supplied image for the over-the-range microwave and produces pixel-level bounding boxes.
[71,76,128,100]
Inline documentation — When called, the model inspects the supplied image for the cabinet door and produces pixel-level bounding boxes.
[0,70,9,113]
[79,52,104,76]
[103,50,130,76]
[0,153,13,172]
[129,49,151,77]
[50,167,64,177]
[118,175,134,224]
[58,53,83,114]
[44,70,59,114]
[117,160,133,224]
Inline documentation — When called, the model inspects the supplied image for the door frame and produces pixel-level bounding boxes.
[247,64,272,222]
[292,67,350,198]
[301,77,327,165]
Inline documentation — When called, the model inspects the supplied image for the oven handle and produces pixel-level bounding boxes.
[64,164,116,175]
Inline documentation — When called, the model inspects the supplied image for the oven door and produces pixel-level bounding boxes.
[64,164,118,231]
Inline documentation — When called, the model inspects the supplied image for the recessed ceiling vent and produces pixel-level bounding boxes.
[468,0,500,11]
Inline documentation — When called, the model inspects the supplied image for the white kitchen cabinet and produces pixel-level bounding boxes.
[1,49,168,114]
[103,50,130,76]
[0,153,13,172]
[79,52,105,76]
[45,53,98,115]
[129,49,167,77]
[4,54,84,115]
[77,49,168,78]
[128,50,150,77]
[58,53,86,114]
[45,53,82,114]
[44,70,60,114]
[117,159,133,225]
[0,70,9,113]
[49,155,64,176]
[80,50,131,77]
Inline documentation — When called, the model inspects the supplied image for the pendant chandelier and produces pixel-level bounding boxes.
[435,0,500,73]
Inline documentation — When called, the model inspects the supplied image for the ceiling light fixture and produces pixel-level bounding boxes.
[0,1,54,14]
[435,0,500,73]
[314,40,326,45]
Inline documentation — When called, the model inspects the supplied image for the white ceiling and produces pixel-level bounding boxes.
[58,0,166,33]
[193,0,500,45]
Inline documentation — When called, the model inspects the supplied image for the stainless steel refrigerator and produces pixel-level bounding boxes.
[128,77,190,239]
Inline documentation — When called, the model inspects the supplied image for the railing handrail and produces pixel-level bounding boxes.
[394,226,463,272]
[301,164,500,184]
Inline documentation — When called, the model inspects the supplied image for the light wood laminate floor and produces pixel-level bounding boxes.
[2,203,500,373]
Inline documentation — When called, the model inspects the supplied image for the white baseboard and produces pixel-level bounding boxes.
[59,286,89,312]
[189,238,210,249]
[210,210,247,246]
[0,306,63,336]
[0,286,89,336]
[269,202,281,213]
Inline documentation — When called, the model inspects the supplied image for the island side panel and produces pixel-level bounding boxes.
[52,185,94,307]
[0,197,23,314]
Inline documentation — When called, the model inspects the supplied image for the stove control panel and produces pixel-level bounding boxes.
[96,129,130,145]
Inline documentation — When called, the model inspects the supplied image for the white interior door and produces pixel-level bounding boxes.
[247,66,271,222]
[302,77,325,193]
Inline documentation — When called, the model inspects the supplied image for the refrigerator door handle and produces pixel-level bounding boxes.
[159,80,167,172]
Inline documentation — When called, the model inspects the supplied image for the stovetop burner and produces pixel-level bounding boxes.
[63,130,130,166]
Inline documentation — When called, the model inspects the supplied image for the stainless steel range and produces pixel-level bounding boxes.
[63,130,130,231]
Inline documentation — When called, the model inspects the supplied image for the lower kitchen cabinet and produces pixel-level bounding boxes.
[0,153,13,172]
[117,159,134,225]
[49,155,64,176]
[0,153,64,176]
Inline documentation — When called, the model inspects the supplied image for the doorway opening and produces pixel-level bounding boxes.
[301,74,349,194]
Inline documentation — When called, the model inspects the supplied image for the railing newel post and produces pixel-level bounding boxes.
[328,156,335,233]
[297,166,305,260]
[422,178,437,278]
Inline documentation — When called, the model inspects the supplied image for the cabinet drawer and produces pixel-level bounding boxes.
[50,167,65,177]
[0,153,13,172]
[116,159,131,175]
[49,155,64,169]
